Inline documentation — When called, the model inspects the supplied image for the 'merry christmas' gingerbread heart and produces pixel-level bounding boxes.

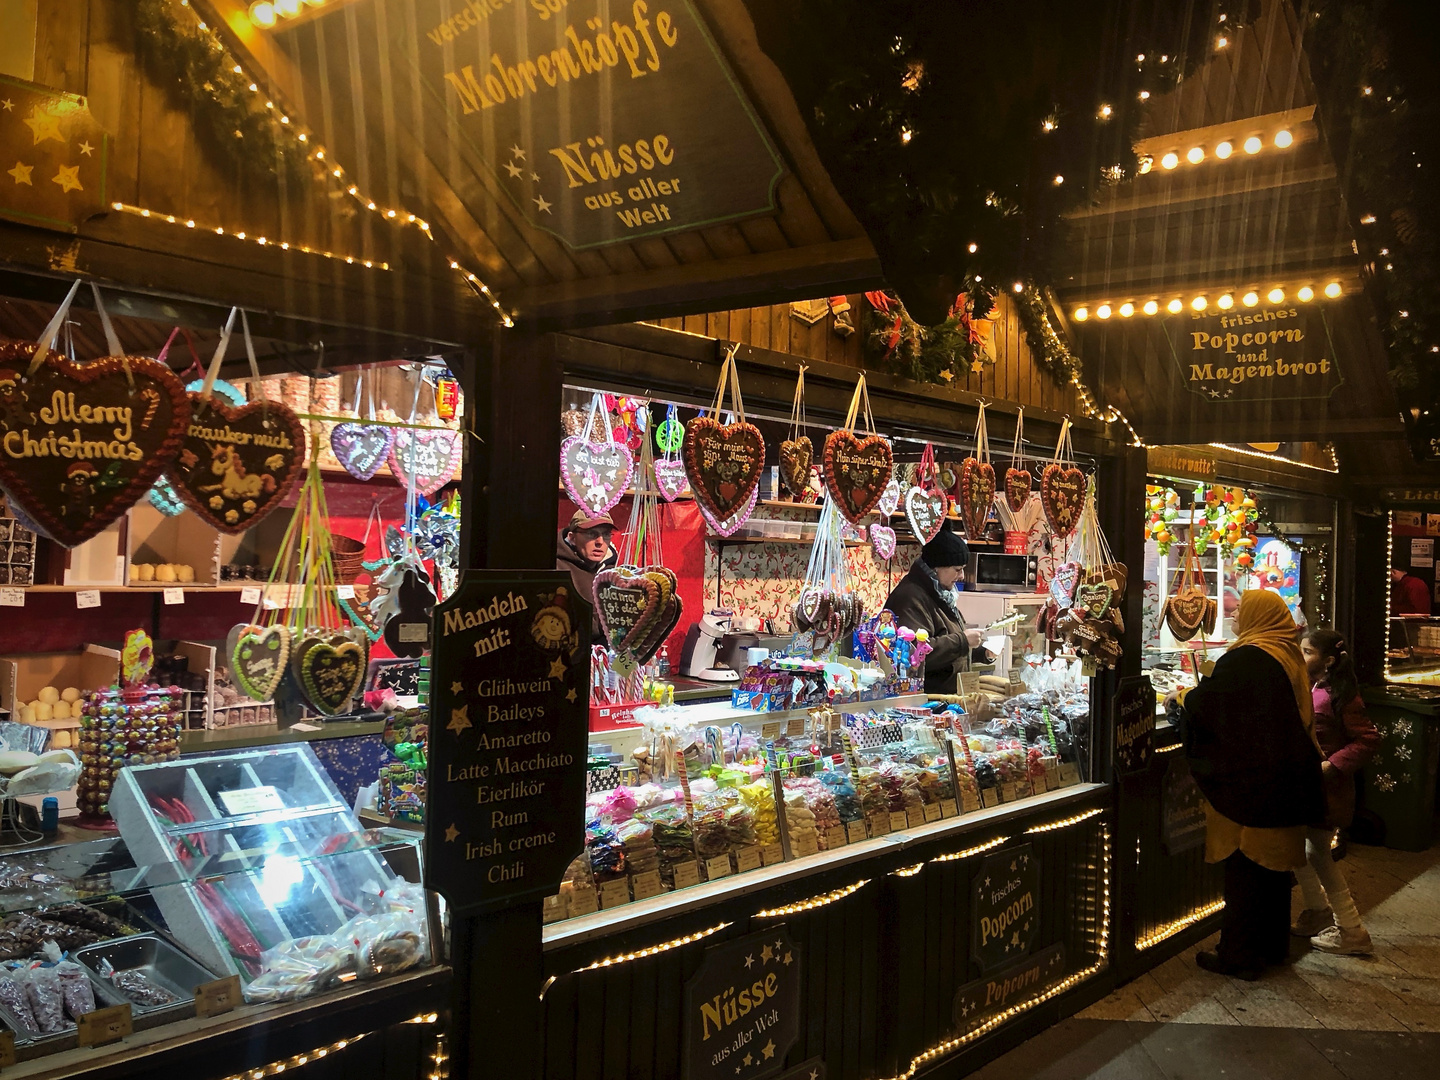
[683,416,765,521]
[823,430,893,523]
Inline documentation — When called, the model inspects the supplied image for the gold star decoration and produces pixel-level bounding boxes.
[448,704,472,735]
[782,950,793,965]
[742,1054,752,1067]
[548,656,567,679]
[971,359,985,373]
[451,680,463,694]
[938,368,955,382]
[51,164,82,193]
[7,162,32,186]
[566,687,578,703]
[534,194,553,213]
[510,144,526,160]
[760,943,773,964]
[761,1041,776,1060]
[23,106,64,145]
[504,160,523,179]
[0,99,13,111]
[78,141,94,157]
[444,823,460,842]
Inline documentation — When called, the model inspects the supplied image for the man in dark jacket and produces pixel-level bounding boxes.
[884,523,985,694]
[557,510,618,631]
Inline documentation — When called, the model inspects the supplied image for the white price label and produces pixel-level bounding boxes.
[0,588,23,607]
[240,586,262,605]
[218,785,285,815]
[336,584,356,599]
[75,589,101,609]
[163,587,185,605]
[398,622,429,643]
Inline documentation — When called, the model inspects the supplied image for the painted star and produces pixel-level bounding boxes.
[761,1041,775,1060]
[444,823,460,842]
[531,172,540,182]
[742,1053,752,1067]
[1010,860,1017,872]
[448,704,472,735]
[451,680,463,694]
[510,144,526,160]
[78,141,94,157]
[534,194,552,214]
[775,940,782,951]
[971,359,984,373]
[505,160,523,179]
[760,944,773,964]
[548,656,567,679]
[1010,931,1020,947]
[782,951,793,965]
[23,106,64,145]
[984,876,991,888]
[7,162,32,186]
[0,99,12,111]
[938,368,954,382]
[810,1072,819,1080]
[51,164,82,193]
[734,1068,741,1076]
[744,953,754,969]
[566,687,577,703]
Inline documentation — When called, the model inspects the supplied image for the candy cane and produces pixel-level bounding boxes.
[139,387,160,429]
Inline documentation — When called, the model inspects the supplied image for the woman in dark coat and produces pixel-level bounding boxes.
[884,523,984,694]
[1173,589,1324,980]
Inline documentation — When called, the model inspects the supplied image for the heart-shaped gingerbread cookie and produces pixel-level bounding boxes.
[959,458,996,539]
[0,343,191,547]
[593,567,662,655]
[653,457,689,501]
[878,476,901,517]
[1040,464,1086,538]
[1074,582,1113,619]
[1049,561,1082,608]
[1004,467,1032,513]
[904,486,946,544]
[293,633,368,715]
[560,435,634,515]
[823,430,893,523]
[698,482,759,537]
[231,624,291,702]
[168,395,305,534]
[331,422,395,481]
[1164,591,1207,641]
[685,417,765,520]
[390,428,463,498]
[778,436,813,498]
[870,523,897,560]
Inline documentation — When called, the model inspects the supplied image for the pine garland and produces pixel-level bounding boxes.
[862,287,997,384]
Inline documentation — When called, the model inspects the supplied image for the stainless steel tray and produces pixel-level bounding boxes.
[75,933,214,1015]
[0,970,79,1046]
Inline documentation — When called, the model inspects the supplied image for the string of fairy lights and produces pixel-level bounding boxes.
[137,0,514,326]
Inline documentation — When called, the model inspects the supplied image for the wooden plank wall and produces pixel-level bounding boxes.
[649,292,1086,415]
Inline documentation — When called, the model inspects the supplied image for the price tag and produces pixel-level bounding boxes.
[1045,764,1062,790]
[77,1003,132,1047]
[962,790,982,813]
[0,587,23,607]
[218,785,285,815]
[599,879,632,908]
[940,799,958,819]
[336,584,356,599]
[846,820,868,844]
[999,782,1017,803]
[163,586,185,605]
[959,671,981,695]
[823,825,847,849]
[923,802,942,824]
[1081,657,1099,677]
[1059,762,1081,786]
[568,887,599,916]
[672,861,702,889]
[785,715,806,737]
[0,1029,13,1067]
[735,846,763,873]
[240,585,263,605]
[761,721,782,741]
[631,869,664,901]
[705,855,734,882]
[194,974,242,1018]
[867,812,890,836]
[760,842,784,866]
[888,810,908,834]
[791,833,819,857]
[75,589,101,609]
[398,622,429,643]
[542,894,569,924]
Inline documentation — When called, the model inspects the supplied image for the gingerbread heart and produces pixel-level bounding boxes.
[684,417,765,521]
[390,428,463,498]
[339,583,382,642]
[1040,464,1086,538]
[1164,591,1207,641]
[823,430,893,523]
[870,523,897,560]
[698,482,758,537]
[231,624,291,702]
[167,395,305,534]
[0,343,191,547]
[653,457,689,502]
[293,633,368,715]
[904,486,947,544]
[1074,582,1113,619]
[560,435,633,515]
[1004,467,1032,513]
[593,567,662,654]
[778,436,813,498]
[1201,596,1218,636]
[878,476,901,517]
[1049,561,1082,608]
[1086,561,1129,599]
[959,458,996,539]
[632,567,682,664]
[331,422,395,481]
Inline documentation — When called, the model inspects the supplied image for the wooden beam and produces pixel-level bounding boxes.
[1141,417,1404,444]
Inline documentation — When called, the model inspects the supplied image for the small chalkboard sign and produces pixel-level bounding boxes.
[971,844,1039,972]
[683,928,802,1080]
[1114,675,1156,774]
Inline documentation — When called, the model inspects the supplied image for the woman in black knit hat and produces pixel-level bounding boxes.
[883,522,986,694]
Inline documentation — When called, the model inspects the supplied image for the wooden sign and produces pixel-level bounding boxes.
[424,571,590,914]
[953,944,1065,1032]
[0,1028,13,1067]
[683,927,801,1080]
[1161,755,1206,855]
[971,844,1038,972]
[77,1003,132,1047]
[194,975,243,1018]
[1162,307,1344,402]
[1114,675,1155,775]
[0,74,109,233]
[399,0,784,251]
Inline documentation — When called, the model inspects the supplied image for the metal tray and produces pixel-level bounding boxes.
[0,969,82,1046]
[75,933,215,1015]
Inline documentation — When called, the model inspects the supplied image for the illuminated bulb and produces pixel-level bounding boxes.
[233,65,243,74]
[1244,136,1262,154]
[1139,90,1150,100]
[1042,118,1056,132]
[1012,281,1024,293]
[1119,302,1134,317]
[1143,300,1159,315]
[1187,147,1204,164]
[1324,281,1342,298]
[1073,307,1089,322]
[968,242,978,253]
[1138,156,1153,174]
[1191,295,1207,311]
[1098,104,1112,118]
[1297,286,1314,302]
[1096,304,1112,319]
[1363,86,1373,96]
[1137,53,1145,61]
[1161,152,1179,170]
[1361,214,1376,224]
[1215,141,1233,159]
[900,128,913,144]
[275,0,302,16]
[1217,294,1234,310]
[1167,298,1183,313]
[1053,174,1064,185]
[1216,35,1228,48]
[1274,129,1293,148]
[1268,288,1285,304]
[1242,291,1259,307]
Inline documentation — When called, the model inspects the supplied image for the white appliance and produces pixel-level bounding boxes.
[680,612,741,682]
[955,592,1049,679]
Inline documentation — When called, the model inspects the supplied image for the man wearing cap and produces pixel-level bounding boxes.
[884,522,987,694]
[557,509,618,631]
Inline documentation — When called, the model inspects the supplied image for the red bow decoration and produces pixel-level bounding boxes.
[865,291,905,360]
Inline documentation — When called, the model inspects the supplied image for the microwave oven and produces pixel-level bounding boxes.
[966,550,1038,593]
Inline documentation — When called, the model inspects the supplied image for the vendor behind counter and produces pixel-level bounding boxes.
[885,522,987,694]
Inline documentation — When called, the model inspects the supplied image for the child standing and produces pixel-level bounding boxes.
[1292,629,1381,954]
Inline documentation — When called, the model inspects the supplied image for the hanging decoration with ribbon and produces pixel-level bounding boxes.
[388,371,462,497]
[560,389,635,516]
[903,442,947,545]
[1162,532,1210,644]
[1053,485,1126,670]
[0,280,192,547]
[823,373,893,524]
[652,402,689,502]
[1005,407,1033,512]
[1039,418,1086,540]
[330,367,396,481]
[684,345,764,535]
[792,494,863,653]
[958,403,996,540]
[778,365,812,499]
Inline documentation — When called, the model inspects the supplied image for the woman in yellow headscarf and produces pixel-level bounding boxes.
[1175,589,1324,980]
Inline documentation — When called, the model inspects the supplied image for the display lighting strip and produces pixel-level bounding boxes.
[928,835,1011,865]
[1136,127,1296,175]
[141,1,514,324]
[1024,806,1105,834]
[1206,442,1341,474]
[878,826,1112,1080]
[753,879,870,918]
[890,863,925,878]
[571,921,732,973]
[1072,282,1342,323]
[1135,899,1226,951]
[1385,511,1395,683]
[219,1032,367,1080]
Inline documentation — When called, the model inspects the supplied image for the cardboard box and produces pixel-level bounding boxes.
[45,517,127,586]
[0,644,121,744]
[125,502,221,587]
